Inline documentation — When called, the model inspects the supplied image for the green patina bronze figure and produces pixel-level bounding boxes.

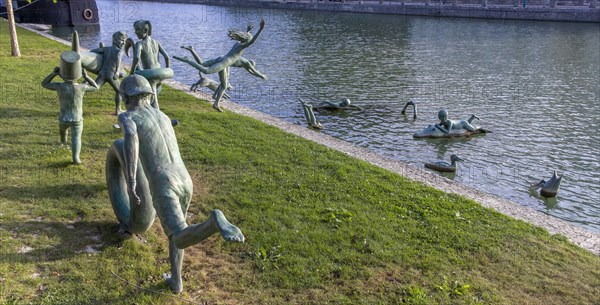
[299,99,323,130]
[42,52,99,164]
[413,109,488,138]
[424,154,464,173]
[401,101,417,119]
[312,98,363,111]
[531,171,563,198]
[174,19,266,112]
[180,45,232,100]
[435,109,479,134]
[88,31,130,115]
[131,20,173,110]
[106,75,244,293]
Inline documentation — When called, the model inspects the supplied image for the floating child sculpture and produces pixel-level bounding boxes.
[413,109,488,138]
[106,75,244,293]
[174,19,266,112]
[312,98,363,111]
[531,171,563,197]
[42,52,98,164]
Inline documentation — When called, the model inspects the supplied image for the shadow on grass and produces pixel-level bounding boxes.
[1,221,126,263]
[0,107,55,120]
[0,183,106,201]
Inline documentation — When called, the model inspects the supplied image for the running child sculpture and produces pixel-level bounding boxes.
[88,31,131,115]
[106,75,244,293]
[42,51,99,164]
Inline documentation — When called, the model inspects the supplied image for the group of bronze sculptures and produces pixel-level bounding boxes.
[299,90,562,198]
[40,19,258,293]
[39,18,561,294]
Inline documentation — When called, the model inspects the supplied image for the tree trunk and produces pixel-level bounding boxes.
[6,0,21,57]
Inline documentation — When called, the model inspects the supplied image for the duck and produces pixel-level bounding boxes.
[531,171,563,197]
[424,154,463,172]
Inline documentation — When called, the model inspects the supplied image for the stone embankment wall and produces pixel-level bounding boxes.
[138,0,599,22]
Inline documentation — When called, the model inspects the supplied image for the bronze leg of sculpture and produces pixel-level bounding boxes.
[106,78,123,115]
[60,121,82,164]
[213,68,229,112]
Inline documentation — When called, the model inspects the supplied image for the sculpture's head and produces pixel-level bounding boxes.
[438,109,448,122]
[133,20,152,39]
[112,31,127,49]
[340,98,351,107]
[120,75,154,110]
[228,28,253,43]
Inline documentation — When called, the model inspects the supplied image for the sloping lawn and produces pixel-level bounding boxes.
[0,20,598,304]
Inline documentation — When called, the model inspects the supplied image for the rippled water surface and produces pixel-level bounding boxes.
[52,0,600,232]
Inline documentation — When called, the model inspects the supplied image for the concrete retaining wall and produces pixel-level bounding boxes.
[136,0,599,22]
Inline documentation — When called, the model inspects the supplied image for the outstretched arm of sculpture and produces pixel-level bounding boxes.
[242,18,265,48]
[119,114,141,205]
[158,42,170,68]
[41,67,61,91]
[82,69,99,91]
[181,46,202,64]
[90,46,106,54]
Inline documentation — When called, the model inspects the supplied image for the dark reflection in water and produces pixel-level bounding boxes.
[50,0,600,232]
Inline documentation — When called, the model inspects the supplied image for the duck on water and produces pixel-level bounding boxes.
[424,154,464,173]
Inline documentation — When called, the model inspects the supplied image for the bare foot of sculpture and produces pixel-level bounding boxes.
[165,273,183,294]
[212,103,224,112]
[211,209,245,242]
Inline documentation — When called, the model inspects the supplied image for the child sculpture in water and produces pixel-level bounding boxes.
[174,19,266,112]
[106,75,244,293]
[435,109,480,135]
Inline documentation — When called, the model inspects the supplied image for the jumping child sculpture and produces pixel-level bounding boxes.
[174,19,266,112]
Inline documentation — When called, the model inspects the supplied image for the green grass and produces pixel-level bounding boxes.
[1,20,599,304]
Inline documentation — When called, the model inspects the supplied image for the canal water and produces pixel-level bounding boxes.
[51,0,600,232]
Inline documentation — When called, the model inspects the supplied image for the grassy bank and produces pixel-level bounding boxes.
[1,20,599,304]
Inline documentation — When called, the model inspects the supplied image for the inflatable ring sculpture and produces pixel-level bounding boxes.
[106,139,156,234]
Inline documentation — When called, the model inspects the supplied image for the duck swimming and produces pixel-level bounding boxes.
[531,171,563,198]
[424,154,463,172]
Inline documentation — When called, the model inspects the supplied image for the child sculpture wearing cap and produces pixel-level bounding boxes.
[107,75,244,293]
[42,51,98,164]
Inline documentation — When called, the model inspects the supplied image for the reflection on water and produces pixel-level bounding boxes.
[50,0,600,232]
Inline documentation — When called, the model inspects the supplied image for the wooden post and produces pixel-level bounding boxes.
[5,0,21,57]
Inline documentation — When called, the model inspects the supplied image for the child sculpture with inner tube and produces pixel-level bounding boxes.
[106,75,245,293]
